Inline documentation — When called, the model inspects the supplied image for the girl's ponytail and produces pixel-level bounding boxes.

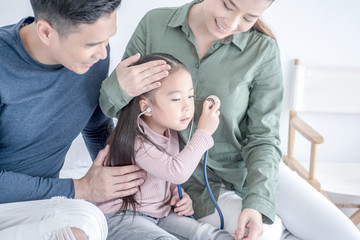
[105,98,141,216]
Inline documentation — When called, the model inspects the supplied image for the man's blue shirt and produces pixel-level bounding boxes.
[0,17,113,203]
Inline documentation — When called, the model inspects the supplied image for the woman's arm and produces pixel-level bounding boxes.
[241,40,283,224]
[99,13,166,118]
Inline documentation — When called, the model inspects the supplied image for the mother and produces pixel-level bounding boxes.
[100,0,360,239]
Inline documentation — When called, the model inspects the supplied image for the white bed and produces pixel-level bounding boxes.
[60,133,360,232]
[60,134,93,180]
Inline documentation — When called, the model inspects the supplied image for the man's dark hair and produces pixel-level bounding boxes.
[30,0,121,36]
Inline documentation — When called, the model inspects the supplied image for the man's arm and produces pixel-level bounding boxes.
[0,170,74,203]
[0,147,146,204]
[81,104,114,160]
[73,145,146,203]
[99,54,170,118]
[79,103,146,204]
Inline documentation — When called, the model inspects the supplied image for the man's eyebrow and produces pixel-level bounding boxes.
[228,0,260,18]
[85,41,105,47]
[85,30,117,47]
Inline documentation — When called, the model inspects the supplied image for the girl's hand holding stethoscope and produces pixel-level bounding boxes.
[197,95,221,135]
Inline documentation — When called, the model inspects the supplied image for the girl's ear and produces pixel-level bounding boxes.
[139,98,152,116]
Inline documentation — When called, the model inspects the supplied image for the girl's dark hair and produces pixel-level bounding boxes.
[30,0,122,36]
[105,53,188,217]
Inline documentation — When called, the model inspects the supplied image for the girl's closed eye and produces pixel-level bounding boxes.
[171,98,181,101]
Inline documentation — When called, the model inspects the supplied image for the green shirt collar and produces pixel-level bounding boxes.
[167,0,251,51]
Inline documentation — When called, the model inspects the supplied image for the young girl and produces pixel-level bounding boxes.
[97,53,233,239]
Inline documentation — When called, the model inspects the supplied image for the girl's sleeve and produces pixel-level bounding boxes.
[135,129,214,184]
[170,183,180,197]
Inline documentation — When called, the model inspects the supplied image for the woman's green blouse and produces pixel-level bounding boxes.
[99,1,283,224]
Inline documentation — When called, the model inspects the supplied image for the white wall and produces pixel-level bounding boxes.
[1,0,360,163]
[262,0,360,164]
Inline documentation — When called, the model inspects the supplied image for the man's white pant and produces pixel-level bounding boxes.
[0,197,107,240]
[198,161,360,240]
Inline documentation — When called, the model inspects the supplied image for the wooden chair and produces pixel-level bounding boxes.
[283,59,360,226]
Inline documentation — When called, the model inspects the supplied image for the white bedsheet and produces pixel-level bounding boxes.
[59,134,92,179]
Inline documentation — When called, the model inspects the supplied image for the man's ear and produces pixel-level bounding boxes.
[139,98,152,116]
[37,20,56,46]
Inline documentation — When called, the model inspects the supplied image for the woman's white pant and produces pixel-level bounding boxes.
[198,161,360,240]
[0,197,107,240]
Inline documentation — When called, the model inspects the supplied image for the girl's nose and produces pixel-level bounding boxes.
[183,99,192,111]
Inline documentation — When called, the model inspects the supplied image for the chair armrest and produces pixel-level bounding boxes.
[284,111,324,186]
[282,155,321,190]
[290,116,324,144]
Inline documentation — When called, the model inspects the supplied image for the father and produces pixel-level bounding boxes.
[0,0,169,239]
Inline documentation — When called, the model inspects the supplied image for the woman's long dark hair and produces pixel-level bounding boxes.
[253,18,276,41]
[105,53,187,217]
[253,0,276,40]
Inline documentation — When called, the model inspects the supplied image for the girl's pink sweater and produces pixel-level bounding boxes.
[97,119,213,218]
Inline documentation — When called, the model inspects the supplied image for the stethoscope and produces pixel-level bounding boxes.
[177,95,224,229]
